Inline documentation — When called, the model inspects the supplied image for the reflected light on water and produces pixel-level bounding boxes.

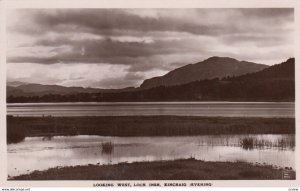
[7,134,295,177]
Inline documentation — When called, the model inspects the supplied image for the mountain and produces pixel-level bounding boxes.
[140,56,268,89]
[7,83,101,97]
[122,58,294,102]
[6,56,268,97]
[7,81,29,87]
[7,58,294,103]
[7,83,137,97]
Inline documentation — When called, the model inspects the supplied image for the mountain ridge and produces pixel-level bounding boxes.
[7,57,295,103]
[140,56,268,89]
[7,83,136,97]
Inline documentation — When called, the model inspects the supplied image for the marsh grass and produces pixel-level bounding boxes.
[7,116,295,144]
[7,128,25,144]
[240,137,295,150]
[240,137,254,150]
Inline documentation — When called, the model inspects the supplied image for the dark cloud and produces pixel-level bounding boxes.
[10,9,222,36]
[7,8,294,88]
[8,9,293,65]
[238,8,293,19]
[8,37,209,73]
[9,8,293,36]
[219,33,291,47]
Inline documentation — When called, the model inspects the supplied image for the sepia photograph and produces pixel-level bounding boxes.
[2,4,297,185]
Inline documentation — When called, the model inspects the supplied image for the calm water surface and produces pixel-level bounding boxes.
[7,134,295,177]
[7,102,295,117]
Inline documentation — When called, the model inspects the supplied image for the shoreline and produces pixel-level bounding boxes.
[10,158,296,180]
[7,115,295,144]
[7,101,296,104]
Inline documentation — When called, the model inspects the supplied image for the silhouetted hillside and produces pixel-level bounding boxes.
[232,58,294,81]
[140,56,268,89]
[7,83,137,97]
[7,58,294,103]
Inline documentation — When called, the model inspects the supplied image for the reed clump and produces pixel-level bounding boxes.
[240,137,295,150]
[240,137,254,150]
[101,141,114,154]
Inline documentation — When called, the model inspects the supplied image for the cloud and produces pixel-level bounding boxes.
[7,9,223,36]
[6,8,294,88]
[8,9,293,36]
[8,37,211,65]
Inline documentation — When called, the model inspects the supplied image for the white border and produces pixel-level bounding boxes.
[0,0,299,188]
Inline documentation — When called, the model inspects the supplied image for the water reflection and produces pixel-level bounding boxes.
[7,134,295,177]
[7,102,295,117]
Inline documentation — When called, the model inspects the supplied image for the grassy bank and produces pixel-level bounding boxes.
[10,158,295,180]
[7,115,295,144]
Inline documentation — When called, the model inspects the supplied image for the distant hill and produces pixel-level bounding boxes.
[7,56,268,97]
[7,84,101,97]
[120,58,294,102]
[7,58,295,103]
[7,83,137,97]
[7,81,29,87]
[140,56,268,89]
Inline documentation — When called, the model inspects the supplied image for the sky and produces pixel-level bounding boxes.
[6,8,294,89]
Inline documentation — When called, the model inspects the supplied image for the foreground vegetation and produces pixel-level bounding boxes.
[239,136,295,150]
[10,158,295,180]
[7,115,295,144]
